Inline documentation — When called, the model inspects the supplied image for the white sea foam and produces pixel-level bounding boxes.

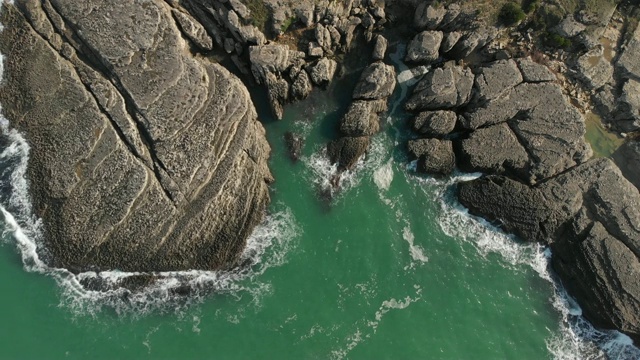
[409,172,640,359]
[0,114,299,315]
[373,159,394,191]
[402,225,428,265]
[303,135,388,203]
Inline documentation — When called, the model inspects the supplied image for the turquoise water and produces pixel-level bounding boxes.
[1,47,639,360]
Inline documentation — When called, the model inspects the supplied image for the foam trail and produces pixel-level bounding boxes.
[409,172,640,359]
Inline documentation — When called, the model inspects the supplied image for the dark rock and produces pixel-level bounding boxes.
[458,158,640,343]
[614,79,640,132]
[552,222,640,345]
[411,110,457,137]
[291,70,313,100]
[339,101,380,137]
[516,57,556,83]
[266,72,289,120]
[405,30,443,64]
[327,136,370,170]
[440,31,462,54]
[474,59,523,101]
[408,138,455,175]
[448,26,497,59]
[617,25,640,81]
[284,132,304,163]
[456,123,529,178]
[414,3,445,30]
[612,140,640,191]
[372,34,388,61]
[353,62,396,100]
[463,82,591,182]
[309,57,338,87]
[406,61,474,111]
[553,16,586,38]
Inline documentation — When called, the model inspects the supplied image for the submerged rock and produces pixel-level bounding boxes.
[0,1,272,273]
[284,132,304,163]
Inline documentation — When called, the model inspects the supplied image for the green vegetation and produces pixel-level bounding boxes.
[238,0,270,33]
[280,16,296,33]
[523,0,540,13]
[499,2,526,26]
[545,32,572,48]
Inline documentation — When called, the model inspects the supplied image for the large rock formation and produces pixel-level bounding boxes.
[329,57,396,171]
[0,0,272,273]
[458,159,640,343]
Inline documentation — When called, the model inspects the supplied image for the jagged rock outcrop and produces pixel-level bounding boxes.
[612,140,640,191]
[405,30,443,64]
[405,61,474,111]
[329,61,395,171]
[0,0,272,273]
[408,138,455,175]
[411,110,457,137]
[457,159,640,344]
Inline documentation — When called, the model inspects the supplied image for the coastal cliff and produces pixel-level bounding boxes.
[0,0,272,272]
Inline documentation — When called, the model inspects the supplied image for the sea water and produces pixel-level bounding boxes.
[0,16,639,360]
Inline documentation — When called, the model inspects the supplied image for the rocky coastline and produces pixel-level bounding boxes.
[0,0,639,347]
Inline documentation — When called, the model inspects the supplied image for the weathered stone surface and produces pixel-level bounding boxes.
[353,62,396,100]
[458,158,640,343]
[291,69,313,100]
[576,50,614,90]
[405,30,443,64]
[612,140,640,191]
[552,222,640,344]
[614,78,640,132]
[617,24,640,81]
[414,3,445,30]
[440,31,461,54]
[474,59,523,101]
[171,9,213,51]
[372,34,387,61]
[516,57,556,83]
[266,71,289,120]
[309,57,337,87]
[406,61,474,111]
[448,26,496,59]
[456,123,529,178]
[327,136,370,170]
[315,23,332,51]
[464,82,591,182]
[0,1,272,273]
[339,101,380,137]
[411,110,457,137]
[408,138,455,175]
[554,15,586,38]
[284,131,304,163]
[249,44,304,84]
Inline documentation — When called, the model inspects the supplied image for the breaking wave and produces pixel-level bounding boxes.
[0,114,300,316]
[410,172,640,360]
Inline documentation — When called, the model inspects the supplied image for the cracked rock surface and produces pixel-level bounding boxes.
[0,0,272,273]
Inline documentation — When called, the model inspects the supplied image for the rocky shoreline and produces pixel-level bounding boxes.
[0,0,639,347]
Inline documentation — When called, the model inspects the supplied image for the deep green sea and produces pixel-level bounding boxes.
[0,36,639,360]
